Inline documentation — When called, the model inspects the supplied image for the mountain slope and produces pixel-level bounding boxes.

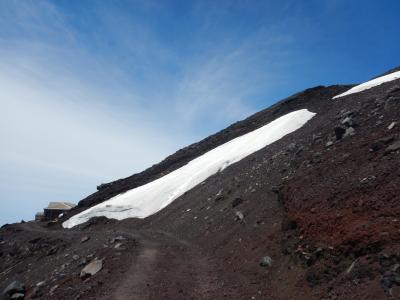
[1,67,400,300]
[75,84,350,210]
[64,109,316,228]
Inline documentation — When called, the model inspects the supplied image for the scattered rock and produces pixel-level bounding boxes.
[287,143,298,153]
[110,236,126,244]
[338,110,354,119]
[325,141,334,148]
[370,143,383,152]
[341,116,356,127]
[343,153,351,159]
[388,122,396,130]
[334,126,346,140]
[10,293,24,299]
[74,293,82,300]
[312,133,322,143]
[270,186,280,193]
[379,265,400,297]
[231,197,243,208]
[312,152,322,164]
[49,285,59,296]
[344,127,355,138]
[259,256,273,267]
[380,274,393,296]
[385,141,400,154]
[28,237,41,244]
[78,258,88,267]
[386,85,400,96]
[392,264,400,273]
[214,189,224,202]
[370,136,395,152]
[25,286,41,299]
[60,262,69,270]
[80,236,90,243]
[346,260,357,274]
[114,243,123,249]
[80,259,103,279]
[360,176,376,184]
[235,211,244,221]
[384,96,400,111]
[2,281,25,300]
[46,246,59,256]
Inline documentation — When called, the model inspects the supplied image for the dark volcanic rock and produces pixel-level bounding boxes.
[370,136,395,152]
[385,141,400,154]
[2,281,25,300]
[231,197,243,208]
[334,126,346,140]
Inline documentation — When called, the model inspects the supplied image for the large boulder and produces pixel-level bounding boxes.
[80,259,103,279]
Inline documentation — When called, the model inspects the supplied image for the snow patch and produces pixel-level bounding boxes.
[63,109,315,228]
[333,71,400,99]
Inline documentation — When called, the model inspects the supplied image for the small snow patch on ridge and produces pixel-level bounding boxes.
[333,70,400,99]
[63,109,316,229]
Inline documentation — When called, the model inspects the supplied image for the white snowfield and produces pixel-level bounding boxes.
[333,70,400,99]
[63,109,316,229]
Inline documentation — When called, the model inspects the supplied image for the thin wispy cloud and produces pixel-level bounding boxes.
[174,27,296,129]
[0,44,183,223]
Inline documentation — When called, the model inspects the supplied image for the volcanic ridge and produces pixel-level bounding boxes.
[1,67,400,299]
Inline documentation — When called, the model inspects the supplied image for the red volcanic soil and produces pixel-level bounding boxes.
[1,70,400,299]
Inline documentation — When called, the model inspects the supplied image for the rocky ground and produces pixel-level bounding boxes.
[1,68,400,299]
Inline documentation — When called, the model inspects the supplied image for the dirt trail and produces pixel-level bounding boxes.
[110,244,158,300]
[1,221,218,299]
[108,231,217,299]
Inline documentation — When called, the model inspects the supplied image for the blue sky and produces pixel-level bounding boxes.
[0,0,399,225]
